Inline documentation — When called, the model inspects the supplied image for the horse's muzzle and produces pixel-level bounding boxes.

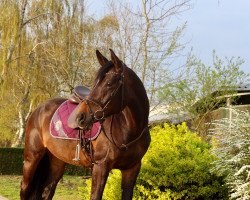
[77,112,93,131]
[77,112,85,127]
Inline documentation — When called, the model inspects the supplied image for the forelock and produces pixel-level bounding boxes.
[96,61,114,81]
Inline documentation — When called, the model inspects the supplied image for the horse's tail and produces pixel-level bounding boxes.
[27,152,50,199]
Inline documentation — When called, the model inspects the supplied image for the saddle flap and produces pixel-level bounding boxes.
[50,100,102,140]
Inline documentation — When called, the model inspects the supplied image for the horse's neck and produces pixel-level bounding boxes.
[107,68,149,137]
[124,104,148,128]
[123,70,149,131]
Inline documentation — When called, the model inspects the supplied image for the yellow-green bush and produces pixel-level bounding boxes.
[134,123,228,199]
[80,123,228,199]
[80,170,122,200]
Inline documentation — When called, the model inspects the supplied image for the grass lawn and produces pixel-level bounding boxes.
[0,175,88,200]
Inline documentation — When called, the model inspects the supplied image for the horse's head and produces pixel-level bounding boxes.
[76,49,125,130]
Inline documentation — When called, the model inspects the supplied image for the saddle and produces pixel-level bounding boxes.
[67,85,91,129]
[57,85,102,162]
[69,86,90,103]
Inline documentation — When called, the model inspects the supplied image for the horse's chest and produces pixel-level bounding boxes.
[111,147,143,169]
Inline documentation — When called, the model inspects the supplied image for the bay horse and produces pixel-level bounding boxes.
[20,49,150,200]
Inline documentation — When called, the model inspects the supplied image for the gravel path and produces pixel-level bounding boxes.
[0,196,8,200]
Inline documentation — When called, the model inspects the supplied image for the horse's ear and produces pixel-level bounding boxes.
[109,49,122,72]
[96,50,109,67]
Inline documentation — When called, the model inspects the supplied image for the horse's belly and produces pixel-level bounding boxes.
[44,132,92,168]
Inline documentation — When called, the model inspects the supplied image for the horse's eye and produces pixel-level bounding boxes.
[106,75,119,87]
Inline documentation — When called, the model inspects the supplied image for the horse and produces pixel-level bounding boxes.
[20,49,150,200]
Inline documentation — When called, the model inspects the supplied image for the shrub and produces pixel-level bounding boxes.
[79,123,228,199]
[0,148,90,176]
[64,164,90,176]
[79,169,122,200]
[0,147,24,175]
[134,123,228,200]
[210,109,250,200]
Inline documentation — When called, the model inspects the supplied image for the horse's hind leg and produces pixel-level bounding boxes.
[121,162,141,200]
[41,152,65,200]
[20,129,46,200]
[21,150,65,200]
[20,149,45,200]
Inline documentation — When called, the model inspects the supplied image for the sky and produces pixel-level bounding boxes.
[88,0,250,75]
[183,0,250,74]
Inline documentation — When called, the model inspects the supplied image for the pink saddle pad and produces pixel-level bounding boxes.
[50,100,101,140]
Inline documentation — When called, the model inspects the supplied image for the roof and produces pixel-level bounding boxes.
[149,104,189,124]
[236,84,250,92]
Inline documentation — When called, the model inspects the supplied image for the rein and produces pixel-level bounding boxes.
[85,78,123,122]
[85,67,125,121]
[101,115,149,151]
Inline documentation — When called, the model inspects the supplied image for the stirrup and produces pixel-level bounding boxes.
[73,129,84,161]
[73,143,81,161]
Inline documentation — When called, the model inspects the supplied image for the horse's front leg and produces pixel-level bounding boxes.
[121,162,141,200]
[90,163,110,200]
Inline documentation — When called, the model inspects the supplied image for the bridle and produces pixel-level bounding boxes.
[83,63,125,124]
[76,62,148,164]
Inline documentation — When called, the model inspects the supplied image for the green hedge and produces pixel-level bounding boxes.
[0,148,90,176]
[0,148,24,175]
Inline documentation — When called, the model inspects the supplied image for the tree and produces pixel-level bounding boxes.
[0,0,35,146]
[0,0,121,146]
[106,0,191,103]
[158,51,249,132]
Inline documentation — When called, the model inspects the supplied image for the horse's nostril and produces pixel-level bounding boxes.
[77,113,86,125]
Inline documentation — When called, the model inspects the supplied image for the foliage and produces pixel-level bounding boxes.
[210,109,250,199]
[0,0,189,146]
[64,164,91,177]
[0,148,24,175]
[0,148,90,176]
[135,123,228,199]
[158,51,249,127]
[80,169,122,200]
[0,0,120,146]
[79,123,228,199]
[0,0,193,147]
[107,0,190,103]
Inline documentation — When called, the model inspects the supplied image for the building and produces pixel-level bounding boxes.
[193,84,250,136]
